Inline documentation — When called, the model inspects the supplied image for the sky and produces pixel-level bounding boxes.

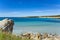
[0,0,60,17]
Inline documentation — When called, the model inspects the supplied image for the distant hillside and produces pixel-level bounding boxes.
[25,15,60,19]
[40,15,60,18]
[41,15,60,17]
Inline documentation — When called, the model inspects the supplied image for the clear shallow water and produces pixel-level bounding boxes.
[13,21,60,34]
[0,17,60,34]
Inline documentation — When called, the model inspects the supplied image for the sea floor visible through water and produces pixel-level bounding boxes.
[0,17,60,35]
[13,18,60,35]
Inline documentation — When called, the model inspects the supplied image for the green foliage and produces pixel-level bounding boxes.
[0,32,31,40]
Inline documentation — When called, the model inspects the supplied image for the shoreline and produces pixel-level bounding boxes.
[0,18,60,40]
[15,32,60,40]
[1,32,60,40]
[0,15,60,19]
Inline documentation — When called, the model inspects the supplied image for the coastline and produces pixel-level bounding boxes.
[1,32,60,40]
[0,15,60,19]
[13,32,60,40]
[0,18,60,40]
[22,15,60,19]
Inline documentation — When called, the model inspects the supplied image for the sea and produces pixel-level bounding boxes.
[0,17,60,35]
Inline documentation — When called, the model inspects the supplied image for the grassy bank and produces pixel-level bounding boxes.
[0,32,31,40]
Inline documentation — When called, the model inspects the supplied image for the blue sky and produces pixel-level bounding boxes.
[0,0,60,17]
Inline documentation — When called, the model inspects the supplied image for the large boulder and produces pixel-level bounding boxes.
[0,18,14,33]
[0,18,9,28]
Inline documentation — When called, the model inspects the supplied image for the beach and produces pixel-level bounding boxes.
[11,17,60,40]
[0,17,60,40]
[0,17,60,34]
[11,17,60,35]
[1,0,60,40]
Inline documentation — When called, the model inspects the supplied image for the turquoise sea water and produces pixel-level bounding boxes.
[13,21,60,34]
[0,17,60,34]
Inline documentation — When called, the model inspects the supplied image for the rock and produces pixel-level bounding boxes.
[42,33,48,39]
[21,32,31,39]
[0,18,9,28]
[8,19,14,33]
[42,37,53,40]
[34,33,42,40]
[0,18,14,33]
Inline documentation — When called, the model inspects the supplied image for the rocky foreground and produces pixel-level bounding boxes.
[0,32,60,40]
[19,32,60,40]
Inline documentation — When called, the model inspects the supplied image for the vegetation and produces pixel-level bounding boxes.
[24,15,60,18]
[0,32,31,40]
[0,22,31,40]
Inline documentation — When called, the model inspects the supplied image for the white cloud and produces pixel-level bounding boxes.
[0,11,22,17]
[33,10,53,13]
[0,9,60,17]
[33,9,60,13]
[33,11,43,12]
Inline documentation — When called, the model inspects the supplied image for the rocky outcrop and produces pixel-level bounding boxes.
[0,18,14,33]
[20,32,60,40]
